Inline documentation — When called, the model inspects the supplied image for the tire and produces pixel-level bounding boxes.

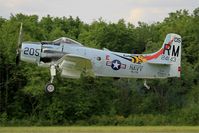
[45,83,55,93]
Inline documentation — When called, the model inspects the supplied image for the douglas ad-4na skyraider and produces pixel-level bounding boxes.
[16,23,181,93]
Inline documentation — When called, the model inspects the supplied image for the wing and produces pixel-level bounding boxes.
[57,54,94,78]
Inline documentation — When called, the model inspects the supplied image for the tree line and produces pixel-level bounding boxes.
[0,7,199,125]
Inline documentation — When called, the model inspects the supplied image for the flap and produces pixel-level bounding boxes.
[56,54,94,77]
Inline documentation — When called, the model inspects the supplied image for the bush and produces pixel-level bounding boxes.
[123,114,169,126]
[0,112,8,126]
[180,105,199,125]
[88,115,125,125]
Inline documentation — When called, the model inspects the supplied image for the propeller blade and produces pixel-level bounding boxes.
[17,23,23,49]
[16,23,23,65]
[16,54,20,65]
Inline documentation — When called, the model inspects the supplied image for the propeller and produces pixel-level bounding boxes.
[16,23,23,65]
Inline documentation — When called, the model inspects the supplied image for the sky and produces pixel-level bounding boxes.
[0,0,198,25]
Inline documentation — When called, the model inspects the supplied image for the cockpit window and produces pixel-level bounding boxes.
[53,37,83,46]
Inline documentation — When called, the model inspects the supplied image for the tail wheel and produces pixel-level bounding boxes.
[45,83,55,93]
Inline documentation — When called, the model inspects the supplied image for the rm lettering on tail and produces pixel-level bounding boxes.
[163,37,181,57]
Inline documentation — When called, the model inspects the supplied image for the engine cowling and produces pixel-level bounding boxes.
[20,42,41,64]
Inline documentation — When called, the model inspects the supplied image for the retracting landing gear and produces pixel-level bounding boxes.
[45,65,56,93]
[144,80,150,90]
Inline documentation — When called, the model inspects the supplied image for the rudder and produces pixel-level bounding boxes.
[146,33,181,77]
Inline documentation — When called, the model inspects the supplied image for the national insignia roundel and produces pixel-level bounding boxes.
[111,60,121,70]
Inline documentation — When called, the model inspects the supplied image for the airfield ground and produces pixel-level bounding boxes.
[0,126,199,133]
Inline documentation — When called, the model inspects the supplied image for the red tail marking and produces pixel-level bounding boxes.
[144,38,174,60]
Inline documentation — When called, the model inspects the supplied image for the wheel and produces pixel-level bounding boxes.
[45,83,55,93]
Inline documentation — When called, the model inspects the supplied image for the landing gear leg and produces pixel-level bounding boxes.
[45,65,56,93]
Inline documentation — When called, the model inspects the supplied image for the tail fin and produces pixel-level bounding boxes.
[146,33,181,77]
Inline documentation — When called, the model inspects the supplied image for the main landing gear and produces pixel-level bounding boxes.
[45,65,56,93]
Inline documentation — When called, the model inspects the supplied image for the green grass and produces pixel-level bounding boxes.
[1,126,199,133]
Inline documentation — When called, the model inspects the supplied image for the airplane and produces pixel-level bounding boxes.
[16,23,182,93]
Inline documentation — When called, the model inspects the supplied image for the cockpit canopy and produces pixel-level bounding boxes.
[41,37,83,46]
[53,37,82,45]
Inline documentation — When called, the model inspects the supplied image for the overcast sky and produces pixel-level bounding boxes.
[0,0,198,25]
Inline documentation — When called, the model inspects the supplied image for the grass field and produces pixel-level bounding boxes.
[1,126,199,133]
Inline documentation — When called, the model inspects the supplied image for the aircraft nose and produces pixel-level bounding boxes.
[20,42,42,63]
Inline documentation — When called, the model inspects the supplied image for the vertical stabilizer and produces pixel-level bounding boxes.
[146,33,181,77]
